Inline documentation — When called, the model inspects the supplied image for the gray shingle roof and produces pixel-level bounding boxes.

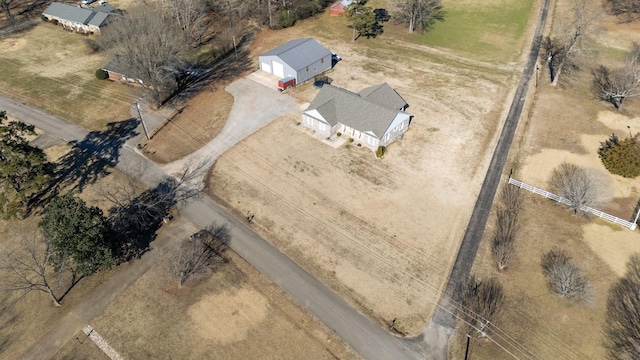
[260,38,331,71]
[93,3,115,13]
[42,2,113,27]
[305,84,410,138]
[87,11,109,27]
[358,83,408,110]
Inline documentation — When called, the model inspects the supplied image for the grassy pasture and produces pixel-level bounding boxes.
[412,0,535,62]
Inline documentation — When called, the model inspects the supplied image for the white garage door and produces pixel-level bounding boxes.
[261,62,271,73]
[272,61,284,78]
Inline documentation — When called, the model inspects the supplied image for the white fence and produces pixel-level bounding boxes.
[508,177,637,231]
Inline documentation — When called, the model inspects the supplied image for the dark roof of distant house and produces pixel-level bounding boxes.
[260,38,331,71]
[93,3,116,13]
[42,2,113,27]
[102,56,143,81]
[305,83,410,138]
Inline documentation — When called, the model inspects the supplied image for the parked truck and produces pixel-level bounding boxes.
[278,77,296,91]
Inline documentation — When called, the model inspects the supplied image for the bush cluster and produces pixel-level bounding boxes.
[598,133,640,178]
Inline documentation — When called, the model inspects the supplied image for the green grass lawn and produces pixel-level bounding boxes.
[408,0,534,62]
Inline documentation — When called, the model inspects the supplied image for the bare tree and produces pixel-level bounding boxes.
[459,274,505,337]
[498,184,524,215]
[604,253,640,360]
[99,160,205,259]
[168,225,230,286]
[606,0,640,23]
[169,0,213,45]
[0,231,83,306]
[0,0,17,23]
[99,4,191,104]
[541,248,588,299]
[541,0,602,86]
[549,162,598,216]
[393,0,444,33]
[592,42,640,111]
[491,185,523,271]
[492,209,518,271]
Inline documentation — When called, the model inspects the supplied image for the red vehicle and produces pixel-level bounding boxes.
[278,77,296,91]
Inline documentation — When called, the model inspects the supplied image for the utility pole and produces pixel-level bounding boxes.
[233,35,238,60]
[464,334,471,360]
[134,101,151,141]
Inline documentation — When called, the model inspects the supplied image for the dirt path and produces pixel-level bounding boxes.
[425,0,552,353]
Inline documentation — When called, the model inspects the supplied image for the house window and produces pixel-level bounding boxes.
[367,136,376,145]
[395,122,405,132]
[306,66,309,71]
[384,133,390,142]
[319,123,327,132]
[306,116,314,126]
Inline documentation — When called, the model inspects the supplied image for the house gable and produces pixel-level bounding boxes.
[305,84,411,139]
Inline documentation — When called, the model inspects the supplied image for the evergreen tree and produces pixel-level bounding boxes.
[598,133,640,178]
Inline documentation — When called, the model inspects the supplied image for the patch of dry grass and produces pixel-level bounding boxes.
[139,84,234,164]
[0,25,140,130]
[60,249,359,360]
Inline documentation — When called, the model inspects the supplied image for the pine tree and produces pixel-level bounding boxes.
[598,133,640,178]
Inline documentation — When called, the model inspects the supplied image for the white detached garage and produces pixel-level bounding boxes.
[259,38,332,85]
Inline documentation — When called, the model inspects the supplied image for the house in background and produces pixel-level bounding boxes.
[302,83,412,153]
[330,0,353,16]
[258,38,332,86]
[42,2,115,34]
[102,56,144,84]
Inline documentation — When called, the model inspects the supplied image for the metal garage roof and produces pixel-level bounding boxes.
[260,38,331,71]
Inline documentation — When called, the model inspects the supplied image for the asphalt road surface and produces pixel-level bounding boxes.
[430,0,551,340]
[0,94,423,360]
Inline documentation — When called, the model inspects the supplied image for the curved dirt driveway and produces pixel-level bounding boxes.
[163,78,298,179]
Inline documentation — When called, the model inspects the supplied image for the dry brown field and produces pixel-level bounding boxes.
[202,1,538,335]
[449,2,640,358]
[53,248,360,360]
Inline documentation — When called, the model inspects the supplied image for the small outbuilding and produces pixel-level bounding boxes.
[330,0,353,16]
[258,38,332,85]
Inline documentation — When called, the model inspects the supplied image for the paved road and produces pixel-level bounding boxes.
[0,93,423,360]
[429,0,551,345]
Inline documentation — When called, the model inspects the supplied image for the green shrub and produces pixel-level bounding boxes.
[598,133,640,178]
[277,11,297,29]
[95,69,109,80]
[41,15,49,22]
[50,19,58,25]
[349,138,354,143]
[376,146,385,158]
[337,132,342,137]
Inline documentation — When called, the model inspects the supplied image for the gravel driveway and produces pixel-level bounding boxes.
[163,77,298,179]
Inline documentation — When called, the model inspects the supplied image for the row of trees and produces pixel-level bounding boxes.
[345,0,444,41]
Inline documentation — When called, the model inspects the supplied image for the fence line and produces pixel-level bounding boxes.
[508,177,637,231]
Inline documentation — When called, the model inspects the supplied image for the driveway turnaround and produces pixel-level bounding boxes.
[162,78,298,180]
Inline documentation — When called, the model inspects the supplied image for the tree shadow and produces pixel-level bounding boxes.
[28,119,139,214]
[160,32,255,107]
[109,177,181,261]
